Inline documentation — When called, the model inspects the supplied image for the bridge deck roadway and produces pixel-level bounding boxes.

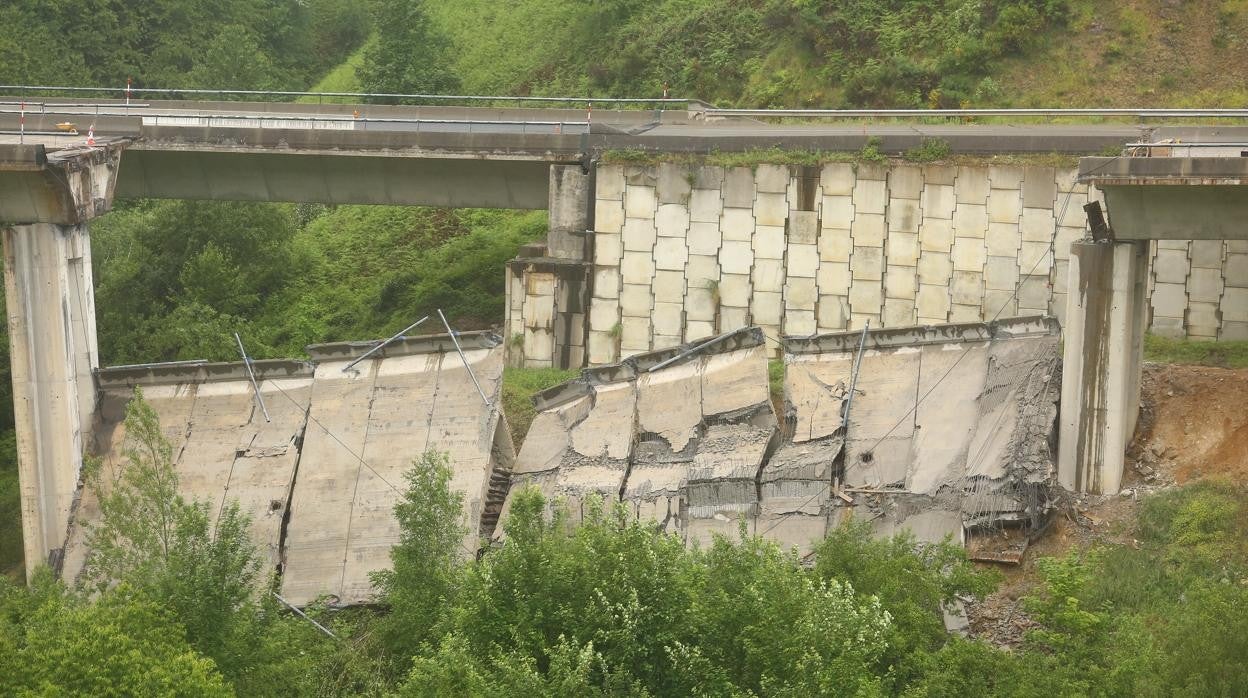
[3,97,1245,209]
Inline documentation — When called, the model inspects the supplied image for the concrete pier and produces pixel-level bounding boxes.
[505,164,592,369]
[1057,240,1149,494]
[0,143,121,574]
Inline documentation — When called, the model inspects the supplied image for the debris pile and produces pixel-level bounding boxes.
[502,328,776,545]
[499,317,1064,556]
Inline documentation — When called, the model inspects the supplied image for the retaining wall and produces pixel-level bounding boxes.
[507,161,1248,368]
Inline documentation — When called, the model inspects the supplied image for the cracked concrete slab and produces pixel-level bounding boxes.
[499,327,776,543]
[63,364,312,587]
[771,316,1062,549]
[61,332,514,607]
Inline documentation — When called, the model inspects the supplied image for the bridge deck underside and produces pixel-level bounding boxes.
[116,149,555,209]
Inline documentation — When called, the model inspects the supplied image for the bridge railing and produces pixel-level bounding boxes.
[0,104,591,134]
[699,107,1248,120]
[0,85,693,110]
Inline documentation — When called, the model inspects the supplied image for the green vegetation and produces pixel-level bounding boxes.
[422,0,1069,108]
[502,367,580,447]
[3,3,1248,693]
[767,358,785,405]
[298,40,373,103]
[0,0,368,92]
[905,137,954,163]
[91,202,546,365]
[8,392,1248,695]
[1144,334,1248,369]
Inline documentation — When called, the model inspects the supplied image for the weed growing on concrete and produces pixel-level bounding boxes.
[905,137,953,163]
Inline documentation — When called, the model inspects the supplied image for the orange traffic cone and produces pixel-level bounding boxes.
[86,124,96,146]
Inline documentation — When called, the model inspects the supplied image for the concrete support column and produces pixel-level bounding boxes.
[3,222,99,574]
[1058,239,1148,494]
[547,164,591,260]
[504,165,593,369]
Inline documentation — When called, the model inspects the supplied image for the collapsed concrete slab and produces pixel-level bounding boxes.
[61,332,514,607]
[498,327,776,544]
[766,317,1062,555]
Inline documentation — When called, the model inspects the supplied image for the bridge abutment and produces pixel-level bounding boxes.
[0,143,120,575]
[1057,239,1149,495]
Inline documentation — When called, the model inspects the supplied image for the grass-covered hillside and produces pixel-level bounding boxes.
[333,0,1248,109]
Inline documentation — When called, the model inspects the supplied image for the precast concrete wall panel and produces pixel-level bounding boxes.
[61,333,513,608]
[63,371,311,585]
[281,360,374,605]
[500,328,776,544]
[552,163,1248,369]
[767,317,1061,552]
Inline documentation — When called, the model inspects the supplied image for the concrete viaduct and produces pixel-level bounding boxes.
[1,94,1246,573]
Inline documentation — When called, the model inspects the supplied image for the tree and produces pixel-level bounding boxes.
[373,450,467,671]
[358,0,460,98]
[0,572,232,697]
[813,519,998,690]
[80,388,264,681]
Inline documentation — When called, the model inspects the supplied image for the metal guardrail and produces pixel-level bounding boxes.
[0,84,691,108]
[5,86,1248,121]
[702,107,1248,119]
[0,105,590,132]
[1124,141,1248,147]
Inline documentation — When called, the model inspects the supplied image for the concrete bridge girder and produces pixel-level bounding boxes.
[116,148,557,209]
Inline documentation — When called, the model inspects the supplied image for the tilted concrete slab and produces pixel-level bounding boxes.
[63,359,312,585]
[283,335,510,605]
[499,327,776,543]
[60,332,514,607]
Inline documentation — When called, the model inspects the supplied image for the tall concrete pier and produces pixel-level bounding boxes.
[1061,156,1248,494]
[0,143,122,574]
[1057,240,1148,493]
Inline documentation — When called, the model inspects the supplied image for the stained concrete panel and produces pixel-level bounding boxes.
[64,333,513,608]
[777,317,1060,540]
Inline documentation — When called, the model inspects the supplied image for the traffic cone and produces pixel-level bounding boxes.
[86,124,96,146]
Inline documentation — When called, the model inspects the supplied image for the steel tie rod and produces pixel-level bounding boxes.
[437,309,490,407]
[234,332,271,423]
[341,315,429,373]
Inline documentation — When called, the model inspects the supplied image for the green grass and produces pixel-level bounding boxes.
[1144,334,1248,369]
[296,39,371,104]
[502,366,579,447]
[0,430,21,580]
[768,359,785,405]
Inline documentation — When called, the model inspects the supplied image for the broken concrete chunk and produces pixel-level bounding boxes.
[779,316,1061,540]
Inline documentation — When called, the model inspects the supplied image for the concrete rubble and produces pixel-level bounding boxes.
[501,327,776,545]
[60,332,514,607]
[771,316,1062,555]
[60,318,1060,610]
